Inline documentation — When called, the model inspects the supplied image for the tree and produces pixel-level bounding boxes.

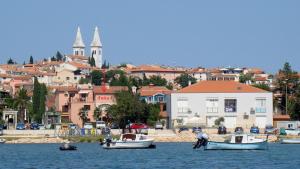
[166,82,173,90]
[7,58,15,64]
[149,75,167,86]
[144,103,160,126]
[175,73,197,88]
[252,83,270,91]
[93,107,101,121]
[14,88,30,122]
[79,77,90,84]
[106,91,145,129]
[274,62,299,116]
[29,56,34,64]
[56,51,64,61]
[102,60,109,69]
[91,70,103,86]
[79,107,89,127]
[106,70,129,86]
[90,56,96,67]
[32,77,40,121]
[50,56,56,61]
[239,73,253,83]
[37,84,47,123]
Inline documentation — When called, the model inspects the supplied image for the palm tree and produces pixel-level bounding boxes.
[93,107,101,121]
[78,107,89,127]
[14,88,30,122]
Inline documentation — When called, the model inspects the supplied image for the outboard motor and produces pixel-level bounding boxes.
[106,138,112,147]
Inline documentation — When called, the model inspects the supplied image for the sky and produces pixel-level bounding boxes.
[0,0,300,73]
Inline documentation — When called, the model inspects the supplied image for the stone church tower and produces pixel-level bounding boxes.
[73,27,85,56]
[90,26,103,68]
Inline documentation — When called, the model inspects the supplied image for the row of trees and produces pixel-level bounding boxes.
[89,69,197,90]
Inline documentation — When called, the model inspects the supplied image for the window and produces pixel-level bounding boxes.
[84,105,91,110]
[224,99,237,112]
[177,98,189,113]
[74,77,77,80]
[255,98,266,113]
[66,77,70,80]
[206,98,218,113]
[157,96,164,102]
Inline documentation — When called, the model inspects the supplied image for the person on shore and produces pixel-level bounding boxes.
[193,131,208,149]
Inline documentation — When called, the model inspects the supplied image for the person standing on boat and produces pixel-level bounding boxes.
[193,131,208,149]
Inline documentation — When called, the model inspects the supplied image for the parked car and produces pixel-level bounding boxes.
[16,123,26,130]
[218,126,227,134]
[130,123,148,129]
[234,127,244,134]
[178,127,189,133]
[96,121,106,129]
[68,123,77,129]
[83,123,93,129]
[192,127,202,133]
[39,124,45,130]
[250,126,259,134]
[110,123,119,129]
[265,125,276,134]
[155,122,163,130]
[30,123,40,130]
[0,124,7,130]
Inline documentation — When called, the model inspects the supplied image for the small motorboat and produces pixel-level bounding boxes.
[59,143,77,151]
[0,138,6,144]
[102,133,155,149]
[281,139,300,144]
[204,134,268,150]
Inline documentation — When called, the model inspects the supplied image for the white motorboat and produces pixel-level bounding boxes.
[281,138,300,144]
[102,133,155,149]
[204,134,268,150]
[0,138,6,144]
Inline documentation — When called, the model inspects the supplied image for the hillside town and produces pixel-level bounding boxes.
[0,26,298,135]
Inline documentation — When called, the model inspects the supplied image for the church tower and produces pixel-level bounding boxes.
[73,27,85,56]
[90,26,102,68]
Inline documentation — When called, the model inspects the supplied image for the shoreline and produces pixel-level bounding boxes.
[1,133,291,144]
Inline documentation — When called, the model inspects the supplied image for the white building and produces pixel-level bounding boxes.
[166,81,273,129]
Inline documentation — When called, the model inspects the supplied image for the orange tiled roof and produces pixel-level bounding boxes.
[129,65,185,73]
[273,114,290,121]
[68,62,91,69]
[67,55,88,60]
[138,86,171,96]
[177,81,269,93]
[12,76,32,81]
[254,76,267,81]
[93,86,128,94]
[0,74,12,78]
[52,86,78,92]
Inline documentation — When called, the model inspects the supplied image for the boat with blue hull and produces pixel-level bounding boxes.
[204,134,268,150]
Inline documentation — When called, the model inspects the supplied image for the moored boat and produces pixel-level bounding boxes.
[102,133,155,149]
[0,138,5,144]
[204,134,268,150]
[281,139,300,144]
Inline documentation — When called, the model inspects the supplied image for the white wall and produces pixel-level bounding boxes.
[167,92,273,129]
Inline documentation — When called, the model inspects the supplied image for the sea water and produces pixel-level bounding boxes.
[0,143,299,169]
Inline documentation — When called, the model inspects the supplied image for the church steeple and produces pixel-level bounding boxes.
[90,26,103,68]
[73,27,85,56]
[90,26,102,47]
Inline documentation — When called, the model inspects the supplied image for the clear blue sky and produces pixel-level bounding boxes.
[0,0,300,73]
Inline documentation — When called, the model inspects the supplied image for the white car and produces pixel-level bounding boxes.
[83,123,93,129]
[96,121,106,129]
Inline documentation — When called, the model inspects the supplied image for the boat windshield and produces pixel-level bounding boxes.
[235,136,243,143]
[122,134,136,141]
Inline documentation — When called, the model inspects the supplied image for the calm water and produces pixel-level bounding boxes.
[0,143,299,169]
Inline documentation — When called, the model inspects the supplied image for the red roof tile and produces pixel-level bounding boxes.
[177,81,269,93]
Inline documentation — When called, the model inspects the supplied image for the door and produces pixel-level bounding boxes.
[224,116,237,129]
